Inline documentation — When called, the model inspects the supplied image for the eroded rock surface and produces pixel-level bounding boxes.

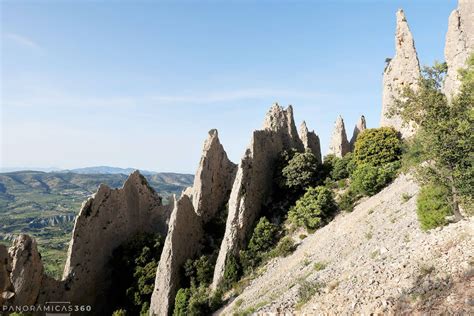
[299,121,322,164]
[150,194,202,316]
[150,130,236,316]
[62,171,170,310]
[381,9,420,138]
[350,115,367,151]
[0,244,13,306]
[8,235,44,306]
[444,0,474,100]
[212,104,303,289]
[328,116,350,158]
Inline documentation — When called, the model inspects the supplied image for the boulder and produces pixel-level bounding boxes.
[444,0,474,100]
[150,130,236,316]
[350,115,367,151]
[8,235,43,306]
[381,9,420,138]
[62,171,171,312]
[328,116,350,158]
[212,104,303,290]
[299,121,322,164]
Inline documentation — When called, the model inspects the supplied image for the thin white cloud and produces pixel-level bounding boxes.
[4,32,41,50]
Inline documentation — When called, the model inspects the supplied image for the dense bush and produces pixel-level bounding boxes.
[184,255,214,287]
[173,288,191,316]
[173,285,222,316]
[350,162,400,196]
[222,255,241,290]
[281,151,321,192]
[353,127,402,167]
[338,189,358,212]
[288,186,337,231]
[417,184,453,231]
[269,236,296,257]
[239,217,278,273]
[109,233,164,315]
[330,153,354,180]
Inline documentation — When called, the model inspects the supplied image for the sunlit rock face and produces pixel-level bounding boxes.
[381,9,420,138]
[328,115,350,158]
[444,0,474,100]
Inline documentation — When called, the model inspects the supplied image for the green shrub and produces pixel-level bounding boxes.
[288,186,337,230]
[270,236,295,257]
[296,280,324,309]
[350,162,400,196]
[222,255,241,290]
[173,288,191,316]
[313,261,327,271]
[353,127,402,167]
[281,151,321,192]
[417,184,453,231]
[330,153,354,180]
[184,255,214,287]
[338,189,358,212]
[112,310,127,316]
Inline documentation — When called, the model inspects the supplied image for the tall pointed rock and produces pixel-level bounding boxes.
[328,116,350,158]
[381,9,420,138]
[350,115,367,151]
[212,104,303,290]
[299,121,322,163]
[444,0,474,100]
[150,130,236,316]
[62,171,171,312]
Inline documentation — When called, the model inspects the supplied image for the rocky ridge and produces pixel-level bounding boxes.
[328,115,350,158]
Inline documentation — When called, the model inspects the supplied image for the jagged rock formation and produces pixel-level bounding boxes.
[212,104,303,290]
[328,116,350,158]
[381,9,420,138]
[8,235,44,306]
[150,195,202,316]
[350,115,367,151]
[150,130,236,316]
[192,129,238,222]
[444,0,474,100]
[0,244,13,305]
[61,171,171,310]
[299,121,322,164]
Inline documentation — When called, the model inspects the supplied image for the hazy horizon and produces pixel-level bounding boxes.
[1,0,457,173]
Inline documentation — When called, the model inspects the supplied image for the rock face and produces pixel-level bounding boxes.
[444,0,474,100]
[150,130,236,316]
[192,129,237,222]
[299,121,322,164]
[150,195,202,316]
[8,235,44,306]
[62,171,171,311]
[328,116,350,158]
[0,244,13,306]
[350,115,367,150]
[381,9,420,138]
[212,104,303,290]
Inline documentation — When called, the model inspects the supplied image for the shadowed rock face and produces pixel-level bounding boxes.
[212,104,303,290]
[329,116,350,158]
[150,130,236,316]
[350,115,367,151]
[150,195,202,316]
[444,0,474,100]
[381,9,420,138]
[299,121,322,164]
[8,235,44,306]
[0,244,13,306]
[61,171,171,312]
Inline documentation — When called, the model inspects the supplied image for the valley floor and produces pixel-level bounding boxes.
[218,174,474,315]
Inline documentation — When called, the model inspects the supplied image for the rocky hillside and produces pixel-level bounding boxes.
[219,174,474,314]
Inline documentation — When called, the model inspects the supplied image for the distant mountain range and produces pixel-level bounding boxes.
[0,166,182,176]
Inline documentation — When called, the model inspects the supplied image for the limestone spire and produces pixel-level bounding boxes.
[350,115,367,150]
[444,0,474,100]
[381,9,420,138]
[328,116,350,158]
[299,121,322,163]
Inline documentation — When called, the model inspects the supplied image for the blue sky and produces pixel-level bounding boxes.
[1,0,457,174]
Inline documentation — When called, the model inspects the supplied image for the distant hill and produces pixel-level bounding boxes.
[63,166,158,175]
[0,170,193,277]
